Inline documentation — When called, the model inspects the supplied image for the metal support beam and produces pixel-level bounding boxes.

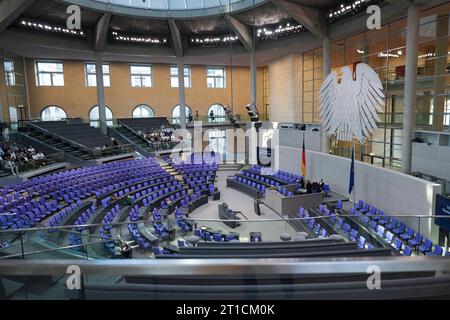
[94,13,111,52]
[401,5,420,174]
[224,14,254,52]
[177,59,186,129]
[321,37,331,154]
[94,53,107,135]
[168,19,183,57]
[0,0,35,33]
[271,0,327,39]
[250,50,257,104]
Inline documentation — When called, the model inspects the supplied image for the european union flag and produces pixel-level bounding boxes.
[348,146,355,194]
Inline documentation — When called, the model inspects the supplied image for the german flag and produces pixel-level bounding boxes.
[301,134,306,177]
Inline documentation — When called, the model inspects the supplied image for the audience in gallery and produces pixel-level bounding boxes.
[138,126,181,150]
[0,143,46,176]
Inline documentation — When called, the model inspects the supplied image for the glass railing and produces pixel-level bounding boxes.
[1,213,449,261]
[1,214,450,299]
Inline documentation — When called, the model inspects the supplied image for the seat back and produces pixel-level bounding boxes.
[403,245,412,256]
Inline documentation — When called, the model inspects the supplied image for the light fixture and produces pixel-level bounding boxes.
[111,30,167,45]
[190,34,239,46]
[256,22,305,40]
[328,0,378,23]
[18,19,85,37]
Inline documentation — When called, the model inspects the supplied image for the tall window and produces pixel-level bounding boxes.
[130,65,152,87]
[85,63,110,87]
[89,105,114,127]
[208,104,226,122]
[35,61,64,86]
[172,105,192,124]
[206,67,226,88]
[4,60,15,86]
[133,105,155,118]
[170,65,191,88]
[41,106,67,121]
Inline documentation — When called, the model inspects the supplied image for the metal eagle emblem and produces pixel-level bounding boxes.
[319,63,385,143]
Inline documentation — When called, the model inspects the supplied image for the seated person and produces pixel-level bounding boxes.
[305,180,312,193]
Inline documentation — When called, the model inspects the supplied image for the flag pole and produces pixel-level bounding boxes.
[352,140,356,206]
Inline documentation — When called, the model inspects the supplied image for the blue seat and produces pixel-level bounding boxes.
[358,236,366,249]
[393,238,403,251]
[385,231,394,244]
[392,223,406,235]
[408,233,423,247]
[376,225,385,237]
[355,200,364,209]
[403,245,413,256]
[342,223,351,234]
[418,239,433,253]
[426,245,443,256]
[400,227,414,240]
[349,229,358,242]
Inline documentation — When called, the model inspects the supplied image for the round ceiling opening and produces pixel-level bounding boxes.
[79,0,266,18]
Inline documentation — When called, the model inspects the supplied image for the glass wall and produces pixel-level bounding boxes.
[312,3,450,169]
[1,52,29,129]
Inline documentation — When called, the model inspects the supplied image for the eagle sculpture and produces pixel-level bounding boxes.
[319,63,385,143]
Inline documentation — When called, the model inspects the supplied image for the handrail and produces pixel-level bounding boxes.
[0,256,449,276]
[0,239,110,260]
[115,119,149,145]
[1,214,450,236]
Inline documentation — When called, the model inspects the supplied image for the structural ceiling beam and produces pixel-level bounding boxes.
[168,19,183,57]
[271,0,327,39]
[224,14,254,52]
[0,0,35,33]
[94,13,112,52]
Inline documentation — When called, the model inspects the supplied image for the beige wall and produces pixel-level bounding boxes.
[25,59,264,121]
[268,54,302,123]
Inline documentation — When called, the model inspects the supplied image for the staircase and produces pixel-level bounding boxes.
[113,126,154,157]
[22,127,95,161]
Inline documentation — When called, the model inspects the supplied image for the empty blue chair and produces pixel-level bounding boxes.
[418,239,433,253]
[403,245,413,256]
[385,231,394,244]
[400,227,415,240]
[349,229,358,241]
[393,238,403,251]
[369,220,377,231]
[342,223,351,234]
[376,225,385,237]
[426,245,443,256]
[392,222,406,235]
[408,233,423,247]
[358,236,366,249]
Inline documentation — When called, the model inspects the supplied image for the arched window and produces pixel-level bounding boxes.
[89,105,114,127]
[208,103,226,122]
[132,104,155,118]
[41,106,67,121]
[172,105,192,124]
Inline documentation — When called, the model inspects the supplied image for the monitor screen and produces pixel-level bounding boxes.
[435,194,450,233]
